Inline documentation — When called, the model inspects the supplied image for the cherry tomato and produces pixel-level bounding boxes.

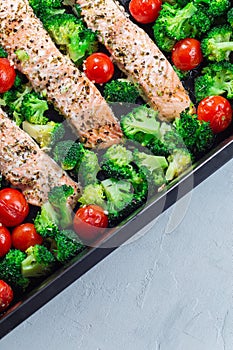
[0,224,11,258]
[129,0,162,24]
[0,58,16,93]
[0,188,29,227]
[197,95,233,134]
[73,204,108,242]
[0,280,14,313]
[11,223,43,251]
[172,38,203,71]
[84,53,114,84]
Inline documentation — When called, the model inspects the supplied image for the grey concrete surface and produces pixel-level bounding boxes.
[1,158,233,350]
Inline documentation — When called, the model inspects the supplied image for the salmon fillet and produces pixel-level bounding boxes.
[0,0,123,148]
[75,0,192,121]
[0,109,81,207]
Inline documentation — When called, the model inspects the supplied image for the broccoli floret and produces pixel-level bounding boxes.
[120,106,161,144]
[103,79,140,103]
[42,13,98,64]
[133,150,168,187]
[34,201,60,238]
[0,46,8,58]
[53,140,84,170]
[1,85,32,125]
[153,18,177,52]
[48,185,74,229]
[21,245,56,278]
[78,183,107,208]
[21,91,49,124]
[103,144,133,167]
[227,7,233,27]
[52,230,86,264]
[193,0,230,17]
[201,25,233,62]
[74,147,101,186]
[29,0,63,15]
[22,120,65,149]
[194,61,233,101]
[0,249,29,291]
[101,178,134,213]
[173,109,214,157]
[158,2,198,41]
[165,149,192,181]
[189,5,214,36]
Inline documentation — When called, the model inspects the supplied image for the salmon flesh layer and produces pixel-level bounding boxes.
[76,0,191,121]
[0,0,123,148]
[0,109,81,207]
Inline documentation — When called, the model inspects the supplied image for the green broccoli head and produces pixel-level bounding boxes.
[165,149,192,181]
[53,140,84,170]
[21,245,56,278]
[21,91,49,125]
[101,178,134,214]
[78,183,107,208]
[53,230,86,264]
[0,249,29,291]
[227,7,233,27]
[153,18,177,52]
[173,109,214,157]
[48,185,74,229]
[102,144,133,167]
[29,0,63,15]
[34,201,60,238]
[201,25,233,62]
[22,120,65,149]
[194,61,233,101]
[42,13,98,64]
[133,150,168,187]
[193,0,230,17]
[103,79,140,103]
[76,149,101,186]
[120,105,161,143]
[158,2,198,41]
[1,85,32,126]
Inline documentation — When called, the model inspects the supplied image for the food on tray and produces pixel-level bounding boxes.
[73,0,191,120]
[0,0,122,148]
[0,0,233,314]
[0,109,80,206]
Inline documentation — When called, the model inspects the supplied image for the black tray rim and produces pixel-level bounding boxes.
[0,135,233,340]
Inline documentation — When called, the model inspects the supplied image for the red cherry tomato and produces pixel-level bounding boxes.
[11,223,43,251]
[172,38,203,71]
[197,96,232,134]
[0,58,16,93]
[129,0,162,24]
[0,280,14,313]
[73,204,108,242]
[0,188,29,227]
[0,225,11,258]
[84,53,114,84]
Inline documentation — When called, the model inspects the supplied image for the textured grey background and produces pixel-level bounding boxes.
[1,158,233,350]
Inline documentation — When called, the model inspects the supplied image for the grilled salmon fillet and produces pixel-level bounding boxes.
[75,0,192,121]
[0,109,81,207]
[0,0,122,148]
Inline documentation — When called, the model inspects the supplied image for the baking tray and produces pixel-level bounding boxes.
[1,0,233,340]
[1,133,232,339]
